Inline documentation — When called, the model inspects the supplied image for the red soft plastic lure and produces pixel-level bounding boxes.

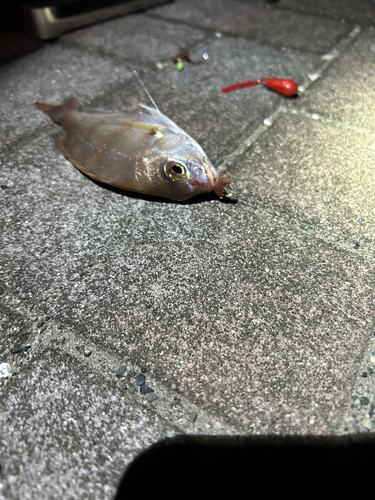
[221,77,298,97]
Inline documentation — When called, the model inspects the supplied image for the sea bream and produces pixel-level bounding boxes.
[35,97,230,201]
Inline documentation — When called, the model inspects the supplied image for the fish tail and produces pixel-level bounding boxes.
[35,97,80,124]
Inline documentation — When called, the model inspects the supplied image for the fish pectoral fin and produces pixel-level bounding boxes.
[139,103,206,155]
[130,121,165,136]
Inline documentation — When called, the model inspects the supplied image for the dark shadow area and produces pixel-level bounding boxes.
[0,1,169,64]
[0,5,44,66]
[2,0,173,42]
[115,435,375,499]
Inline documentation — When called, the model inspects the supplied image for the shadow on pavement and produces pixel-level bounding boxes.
[115,434,375,499]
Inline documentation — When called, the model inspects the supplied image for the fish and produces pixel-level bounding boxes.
[35,97,230,201]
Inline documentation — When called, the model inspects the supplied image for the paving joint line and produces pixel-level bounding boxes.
[0,291,241,436]
[215,25,371,256]
[289,107,375,138]
[57,25,214,82]
[146,10,359,48]
[335,331,375,434]
[217,25,361,171]
[233,198,375,262]
[57,36,168,74]
[333,306,375,434]
[268,4,368,26]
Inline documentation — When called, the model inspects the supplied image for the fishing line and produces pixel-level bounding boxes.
[133,70,160,112]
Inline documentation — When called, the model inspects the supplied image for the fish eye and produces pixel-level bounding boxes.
[164,161,188,181]
[172,165,183,175]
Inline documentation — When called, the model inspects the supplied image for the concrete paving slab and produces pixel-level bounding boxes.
[229,113,375,255]
[103,35,320,165]
[0,288,241,440]
[299,28,375,132]
[1,3,375,498]
[0,346,178,500]
[61,12,208,63]
[152,0,352,53]
[0,44,132,151]
[277,0,375,26]
[0,132,373,435]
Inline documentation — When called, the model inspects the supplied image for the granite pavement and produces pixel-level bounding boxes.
[1,0,375,498]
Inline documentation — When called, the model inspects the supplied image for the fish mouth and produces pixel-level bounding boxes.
[213,173,231,196]
[203,163,231,196]
[206,168,230,197]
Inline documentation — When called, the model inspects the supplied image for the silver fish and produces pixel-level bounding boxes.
[35,97,230,201]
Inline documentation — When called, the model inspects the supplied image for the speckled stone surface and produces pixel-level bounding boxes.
[278,0,375,26]
[0,348,178,500]
[1,0,375,498]
[61,13,208,62]
[0,45,132,151]
[230,114,375,252]
[0,301,31,358]
[299,28,375,131]
[152,0,352,53]
[338,334,375,433]
[0,131,373,435]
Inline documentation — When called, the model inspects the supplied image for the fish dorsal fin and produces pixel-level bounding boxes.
[139,103,205,155]
[139,103,183,135]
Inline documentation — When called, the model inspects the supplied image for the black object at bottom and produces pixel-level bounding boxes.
[115,435,374,499]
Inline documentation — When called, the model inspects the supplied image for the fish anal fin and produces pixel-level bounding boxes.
[54,137,82,166]
[55,137,98,179]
